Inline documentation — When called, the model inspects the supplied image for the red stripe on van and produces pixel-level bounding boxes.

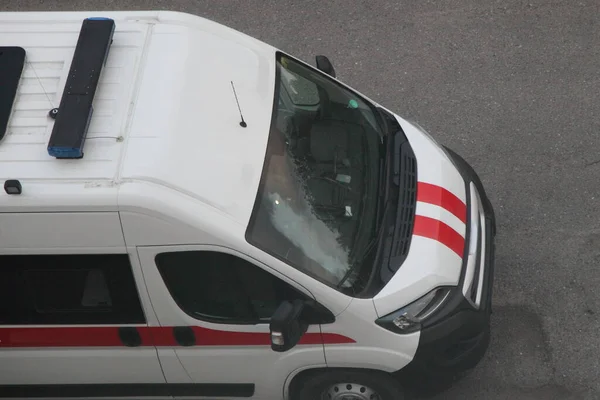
[0,327,355,347]
[141,326,177,346]
[0,327,124,347]
[318,333,356,344]
[413,215,465,257]
[417,182,467,223]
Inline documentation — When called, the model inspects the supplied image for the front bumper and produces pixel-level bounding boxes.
[396,147,496,378]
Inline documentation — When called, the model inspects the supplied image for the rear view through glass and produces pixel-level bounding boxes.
[246,53,386,293]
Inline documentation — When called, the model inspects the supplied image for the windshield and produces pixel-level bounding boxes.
[246,52,386,293]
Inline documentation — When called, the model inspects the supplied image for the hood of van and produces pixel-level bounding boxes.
[372,116,468,317]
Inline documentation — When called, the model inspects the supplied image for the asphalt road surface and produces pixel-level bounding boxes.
[3,1,600,399]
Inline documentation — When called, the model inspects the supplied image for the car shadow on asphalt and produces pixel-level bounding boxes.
[403,305,588,400]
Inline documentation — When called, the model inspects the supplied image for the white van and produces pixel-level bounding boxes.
[0,10,496,400]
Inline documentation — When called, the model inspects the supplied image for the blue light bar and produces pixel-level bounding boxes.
[48,108,94,159]
[47,17,115,159]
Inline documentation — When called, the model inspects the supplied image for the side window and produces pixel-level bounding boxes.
[0,254,145,325]
[155,251,323,324]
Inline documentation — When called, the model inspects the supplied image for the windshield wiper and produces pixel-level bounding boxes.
[336,236,378,290]
[336,200,390,290]
[337,134,390,291]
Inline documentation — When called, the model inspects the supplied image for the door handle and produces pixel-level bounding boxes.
[173,326,196,347]
[118,327,142,347]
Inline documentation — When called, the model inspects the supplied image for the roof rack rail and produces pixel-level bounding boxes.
[47,17,115,159]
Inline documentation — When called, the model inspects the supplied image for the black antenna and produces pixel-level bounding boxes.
[230,81,247,128]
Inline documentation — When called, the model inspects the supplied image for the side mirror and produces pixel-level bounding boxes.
[315,55,336,78]
[269,300,308,352]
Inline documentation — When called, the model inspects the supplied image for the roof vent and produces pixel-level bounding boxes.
[47,17,115,159]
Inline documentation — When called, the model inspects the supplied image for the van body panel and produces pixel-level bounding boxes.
[0,9,495,400]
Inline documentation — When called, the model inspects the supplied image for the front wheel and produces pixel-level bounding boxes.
[294,369,405,400]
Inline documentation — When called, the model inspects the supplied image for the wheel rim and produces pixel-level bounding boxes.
[321,382,381,400]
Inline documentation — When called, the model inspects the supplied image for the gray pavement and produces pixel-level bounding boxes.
[3,0,600,399]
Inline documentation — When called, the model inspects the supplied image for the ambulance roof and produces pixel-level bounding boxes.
[0,10,276,225]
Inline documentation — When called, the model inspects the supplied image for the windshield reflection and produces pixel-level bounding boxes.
[246,52,384,290]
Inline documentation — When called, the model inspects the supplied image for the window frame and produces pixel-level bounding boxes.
[154,248,335,326]
[0,253,147,325]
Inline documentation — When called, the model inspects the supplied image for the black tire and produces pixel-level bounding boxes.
[293,369,405,400]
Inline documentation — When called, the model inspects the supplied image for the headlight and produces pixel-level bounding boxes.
[375,287,452,334]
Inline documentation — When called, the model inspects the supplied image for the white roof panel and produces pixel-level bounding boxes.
[0,11,277,225]
[0,15,150,181]
[120,21,276,225]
